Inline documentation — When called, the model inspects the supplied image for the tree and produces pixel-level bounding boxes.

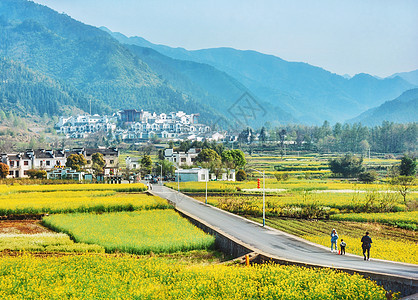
[141,155,153,176]
[92,152,106,176]
[259,127,267,143]
[221,150,246,170]
[391,176,415,204]
[329,154,364,178]
[66,154,87,172]
[197,149,222,179]
[358,170,377,183]
[0,162,9,178]
[399,155,416,176]
[236,169,247,181]
[156,160,175,177]
[197,149,221,164]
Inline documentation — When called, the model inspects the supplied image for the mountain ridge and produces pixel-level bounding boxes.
[103,27,415,124]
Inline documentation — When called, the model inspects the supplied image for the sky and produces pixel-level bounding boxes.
[33,0,418,78]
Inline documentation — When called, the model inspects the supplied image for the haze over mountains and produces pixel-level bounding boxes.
[0,0,416,129]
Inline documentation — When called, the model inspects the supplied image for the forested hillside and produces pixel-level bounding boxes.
[349,89,418,126]
[0,0,220,123]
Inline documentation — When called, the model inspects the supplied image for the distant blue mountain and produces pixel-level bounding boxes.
[348,88,418,126]
[103,27,416,124]
[388,69,418,86]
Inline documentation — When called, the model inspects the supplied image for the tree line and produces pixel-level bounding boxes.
[240,121,417,154]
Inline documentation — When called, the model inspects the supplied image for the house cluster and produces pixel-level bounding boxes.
[0,147,119,180]
[117,109,213,141]
[55,115,117,139]
[55,110,225,142]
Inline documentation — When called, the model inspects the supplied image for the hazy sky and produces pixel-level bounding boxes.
[33,0,418,77]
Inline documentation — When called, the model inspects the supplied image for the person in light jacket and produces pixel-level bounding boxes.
[330,229,339,253]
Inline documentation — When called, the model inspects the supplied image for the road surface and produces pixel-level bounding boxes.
[151,184,418,280]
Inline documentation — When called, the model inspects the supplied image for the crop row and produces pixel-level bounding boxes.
[165,179,408,193]
[0,191,170,215]
[42,210,215,255]
[0,183,147,195]
[0,233,104,253]
[0,255,388,299]
[330,211,418,230]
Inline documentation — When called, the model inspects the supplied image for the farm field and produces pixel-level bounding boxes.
[0,185,169,215]
[245,155,400,178]
[0,254,389,300]
[165,178,414,194]
[42,210,215,254]
[0,233,104,253]
[0,176,411,298]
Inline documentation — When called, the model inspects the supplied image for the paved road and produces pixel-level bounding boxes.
[151,184,418,280]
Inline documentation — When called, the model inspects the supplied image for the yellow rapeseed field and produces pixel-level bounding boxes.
[303,234,417,264]
[0,189,170,215]
[0,254,388,299]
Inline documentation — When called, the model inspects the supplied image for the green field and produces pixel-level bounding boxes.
[0,233,104,253]
[42,210,215,254]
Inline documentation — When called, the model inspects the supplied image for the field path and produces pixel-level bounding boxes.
[151,185,418,281]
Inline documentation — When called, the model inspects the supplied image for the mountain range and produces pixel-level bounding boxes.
[348,88,418,126]
[0,0,416,129]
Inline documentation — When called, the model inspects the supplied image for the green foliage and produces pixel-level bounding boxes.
[358,170,377,183]
[66,154,87,172]
[26,169,46,179]
[329,154,364,178]
[221,149,246,170]
[236,170,247,181]
[156,160,175,177]
[141,155,153,175]
[399,155,417,176]
[0,162,9,178]
[91,152,106,176]
[274,173,290,181]
[197,149,221,163]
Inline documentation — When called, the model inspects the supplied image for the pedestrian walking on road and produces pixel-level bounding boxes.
[330,229,338,252]
[340,239,346,255]
[361,232,372,261]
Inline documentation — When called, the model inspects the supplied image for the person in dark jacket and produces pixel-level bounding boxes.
[361,232,372,261]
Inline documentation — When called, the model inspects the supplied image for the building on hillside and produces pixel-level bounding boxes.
[119,110,211,140]
[164,148,200,167]
[0,147,119,178]
[46,168,84,181]
[55,114,117,138]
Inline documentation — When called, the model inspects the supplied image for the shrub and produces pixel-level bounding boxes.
[236,170,247,181]
[358,170,377,183]
[26,169,47,179]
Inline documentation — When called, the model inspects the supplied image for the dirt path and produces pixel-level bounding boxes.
[0,220,53,234]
